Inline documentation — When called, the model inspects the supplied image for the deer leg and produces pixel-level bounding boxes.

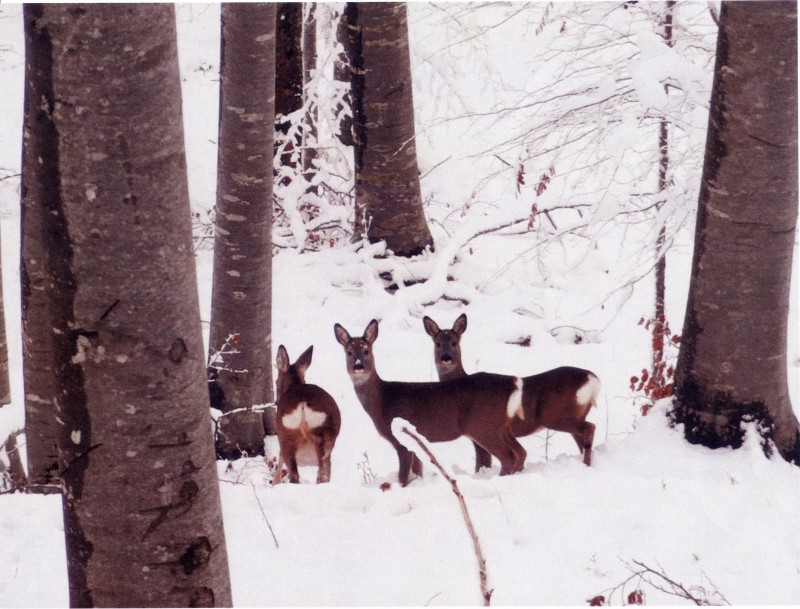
[476,431,526,476]
[473,442,493,472]
[411,451,424,477]
[273,455,285,485]
[376,422,422,486]
[398,447,424,486]
[287,452,301,483]
[274,438,297,484]
[316,432,334,484]
[580,421,595,466]
[551,420,596,466]
[506,429,527,473]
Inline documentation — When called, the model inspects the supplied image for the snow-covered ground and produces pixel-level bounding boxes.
[1,3,798,606]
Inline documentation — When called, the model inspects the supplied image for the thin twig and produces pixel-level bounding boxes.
[251,483,279,549]
[630,560,714,606]
[594,558,730,606]
[402,427,492,606]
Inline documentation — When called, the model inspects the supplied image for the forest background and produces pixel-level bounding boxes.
[0,2,798,606]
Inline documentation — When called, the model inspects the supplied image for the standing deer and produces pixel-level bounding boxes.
[334,319,527,486]
[423,313,600,470]
[274,345,341,484]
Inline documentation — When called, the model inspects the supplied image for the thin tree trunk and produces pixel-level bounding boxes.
[333,5,355,148]
[0,239,11,407]
[672,1,799,464]
[302,2,319,188]
[275,2,303,176]
[25,5,232,604]
[347,2,434,257]
[0,237,9,407]
[209,3,276,455]
[652,1,675,394]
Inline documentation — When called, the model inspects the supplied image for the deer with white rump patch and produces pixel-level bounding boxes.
[424,313,600,470]
[334,319,528,486]
[274,345,341,484]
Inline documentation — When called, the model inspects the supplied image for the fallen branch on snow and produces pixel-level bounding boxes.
[402,427,492,606]
[588,558,730,606]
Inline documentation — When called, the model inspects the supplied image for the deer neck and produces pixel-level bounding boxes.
[350,371,416,425]
[350,370,384,409]
[438,363,466,382]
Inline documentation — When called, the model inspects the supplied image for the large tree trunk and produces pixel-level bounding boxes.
[671,1,799,464]
[347,2,434,257]
[20,4,68,492]
[24,5,232,605]
[209,3,276,456]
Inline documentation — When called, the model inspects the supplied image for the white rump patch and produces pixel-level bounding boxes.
[282,402,328,430]
[507,377,525,420]
[576,374,601,407]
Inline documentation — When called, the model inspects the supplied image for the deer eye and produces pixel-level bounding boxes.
[347,350,353,357]
[363,348,370,355]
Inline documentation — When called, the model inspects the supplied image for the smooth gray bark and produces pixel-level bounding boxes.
[672,1,799,464]
[209,3,276,419]
[24,5,232,605]
[347,2,434,257]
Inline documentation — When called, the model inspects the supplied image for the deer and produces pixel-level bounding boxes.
[274,345,341,484]
[334,319,528,486]
[423,313,600,471]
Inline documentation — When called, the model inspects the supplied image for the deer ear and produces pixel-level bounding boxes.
[453,313,468,335]
[423,316,439,337]
[334,323,351,346]
[296,345,313,373]
[276,345,290,372]
[364,319,379,344]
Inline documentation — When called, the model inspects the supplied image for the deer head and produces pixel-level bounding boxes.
[334,319,379,385]
[276,344,312,400]
[423,313,467,381]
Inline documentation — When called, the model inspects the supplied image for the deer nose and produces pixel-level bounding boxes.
[441,354,453,364]
[353,359,365,371]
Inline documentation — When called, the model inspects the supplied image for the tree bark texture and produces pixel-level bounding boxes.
[24,5,232,605]
[347,2,434,257]
[652,1,674,397]
[275,3,302,174]
[209,3,275,419]
[275,3,303,121]
[302,2,319,186]
[21,4,70,492]
[333,5,355,148]
[672,1,799,464]
[0,235,10,407]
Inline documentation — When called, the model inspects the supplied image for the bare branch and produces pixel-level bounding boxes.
[402,427,493,606]
[251,483,279,549]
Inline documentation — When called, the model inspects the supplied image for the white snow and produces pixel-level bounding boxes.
[1,3,798,607]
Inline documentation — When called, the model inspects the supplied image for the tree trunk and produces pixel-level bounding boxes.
[302,2,319,188]
[208,3,276,452]
[275,3,303,175]
[20,4,67,492]
[25,5,232,605]
[671,1,799,464]
[332,5,355,149]
[0,236,10,407]
[347,2,434,257]
[652,1,675,400]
